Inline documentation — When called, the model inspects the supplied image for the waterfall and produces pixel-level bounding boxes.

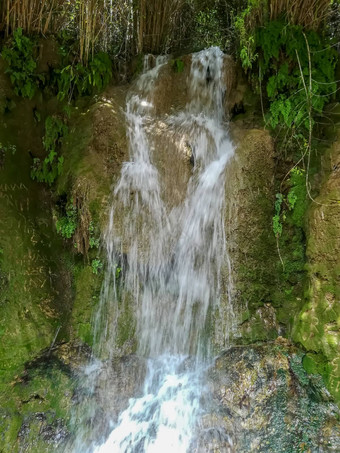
[73,47,235,453]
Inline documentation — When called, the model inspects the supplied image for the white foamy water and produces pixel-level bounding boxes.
[93,356,204,453]
[75,47,235,453]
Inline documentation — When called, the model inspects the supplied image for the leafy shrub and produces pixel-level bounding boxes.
[89,221,100,249]
[234,4,258,69]
[31,116,68,185]
[55,52,112,101]
[91,258,103,275]
[1,28,42,99]
[257,21,337,132]
[192,8,227,50]
[172,59,185,73]
[0,142,16,155]
[56,201,77,239]
[234,2,337,138]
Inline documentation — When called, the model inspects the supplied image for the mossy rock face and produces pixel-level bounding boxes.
[64,355,146,451]
[0,343,89,452]
[0,58,77,449]
[293,137,340,404]
[214,126,278,348]
[56,86,129,349]
[0,59,130,449]
[197,340,340,453]
[57,85,128,231]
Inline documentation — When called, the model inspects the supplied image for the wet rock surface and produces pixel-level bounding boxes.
[293,133,340,403]
[65,355,147,451]
[196,340,340,453]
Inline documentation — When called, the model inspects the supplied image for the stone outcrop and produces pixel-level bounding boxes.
[213,125,277,349]
[195,340,340,453]
[293,131,340,403]
[0,57,129,449]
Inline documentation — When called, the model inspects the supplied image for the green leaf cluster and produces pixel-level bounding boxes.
[89,221,100,249]
[193,8,227,50]
[287,167,308,228]
[91,258,103,275]
[172,58,184,73]
[56,200,77,239]
[55,52,112,101]
[256,21,337,132]
[1,28,42,99]
[31,116,68,185]
[0,142,16,155]
[234,1,262,69]
[273,192,284,237]
[272,167,307,237]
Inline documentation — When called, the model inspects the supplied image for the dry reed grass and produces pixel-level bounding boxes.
[249,0,332,31]
[136,0,185,53]
[0,0,186,62]
[0,0,332,64]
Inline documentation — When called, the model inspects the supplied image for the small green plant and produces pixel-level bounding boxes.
[273,192,284,237]
[31,116,68,185]
[193,8,227,50]
[287,167,307,228]
[0,142,16,155]
[272,167,307,238]
[0,142,16,168]
[91,258,103,275]
[234,5,258,69]
[55,52,112,101]
[1,28,43,99]
[172,58,184,73]
[33,109,41,123]
[234,5,338,141]
[89,221,100,249]
[56,200,77,239]
[115,265,121,280]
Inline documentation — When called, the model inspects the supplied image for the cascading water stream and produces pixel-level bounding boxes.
[74,47,235,453]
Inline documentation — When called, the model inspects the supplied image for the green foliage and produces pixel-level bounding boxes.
[115,266,121,280]
[56,201,77,239]
[55,52,112,101]
[91,258,103,275]
[0,142,16,155]
[256,21,337,133]
[273,193,284,237]
[287,167,308,228]
[234,5,258,69]
[273,167,307,237]
[1,28,42,99]
[172,58,184,73]
[31,116,68,185]
[89,221,100,249]
[235,5,337,136]
[192,8,227,50]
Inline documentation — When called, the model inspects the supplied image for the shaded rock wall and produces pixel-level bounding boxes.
[214,125,277,349]
[0,59,75,451]
[0,51,129,449]
[293,134,340,402]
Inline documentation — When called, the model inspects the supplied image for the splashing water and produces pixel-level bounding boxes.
[77,47,235,453]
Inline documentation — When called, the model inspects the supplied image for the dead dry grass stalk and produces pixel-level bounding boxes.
[250,0,332,31]
[136,0,185,53]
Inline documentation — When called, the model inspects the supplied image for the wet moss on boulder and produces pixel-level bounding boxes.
[293,136,340,404]
[199,339,340,452]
